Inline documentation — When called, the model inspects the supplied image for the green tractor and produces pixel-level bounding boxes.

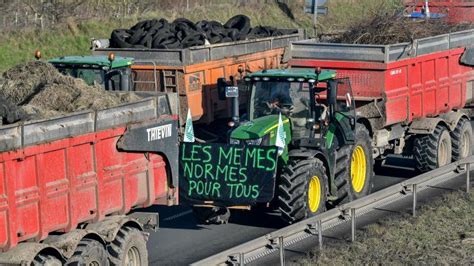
[48,54,134,91]
[219,68,374,224]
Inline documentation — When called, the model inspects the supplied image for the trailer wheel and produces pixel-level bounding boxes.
[414,125,452,172]
[334,124,374,204]
[66,238,108,266]
[278,158,328,224]
[32,254,62,266]
[108,227,148,266]
[451,118,472,161]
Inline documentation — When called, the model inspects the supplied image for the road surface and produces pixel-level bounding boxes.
[144,156,418,265]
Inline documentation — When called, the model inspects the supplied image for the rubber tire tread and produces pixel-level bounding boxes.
[278,158,328,224]
[451,117,472,161]
[109,15,298,49]
[32,254,62,266]
[414,125,452,173]
[66,238,108,266]
[333,123,374,205]
[224,15,251,35]
[108,227,148,266]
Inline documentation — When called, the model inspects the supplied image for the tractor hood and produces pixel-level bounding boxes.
[230,115,289,140]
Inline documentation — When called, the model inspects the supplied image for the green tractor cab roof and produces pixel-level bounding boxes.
[245,68,336,82]
[49,55,134,69]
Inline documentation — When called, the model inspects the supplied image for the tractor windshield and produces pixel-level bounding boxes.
[250,81,310,121]
[55,66,105,86]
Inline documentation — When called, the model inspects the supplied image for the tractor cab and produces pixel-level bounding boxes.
[49,55,134,91]
[224,68,356,156]
[197,69,372,225]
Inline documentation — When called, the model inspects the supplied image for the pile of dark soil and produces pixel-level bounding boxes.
[110,15,298,49]
[0,61,140,124]
[332,14,474,45]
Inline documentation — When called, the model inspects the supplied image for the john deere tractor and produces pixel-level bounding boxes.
[48,54,134,91]
[220,68,374,224]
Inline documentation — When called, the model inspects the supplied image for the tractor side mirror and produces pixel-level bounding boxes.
[328,80,337,106]
[225,86,239,98]
[217,78,228,101]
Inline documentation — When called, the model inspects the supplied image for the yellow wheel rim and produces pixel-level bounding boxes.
[308,175,321,213]
[351,145,367,193]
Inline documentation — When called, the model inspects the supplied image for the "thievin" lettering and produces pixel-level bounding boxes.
[146,124,172,141]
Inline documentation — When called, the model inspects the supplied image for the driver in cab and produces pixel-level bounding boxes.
[266,82,293,115]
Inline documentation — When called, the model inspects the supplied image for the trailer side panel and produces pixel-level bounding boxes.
[290,47,474,127]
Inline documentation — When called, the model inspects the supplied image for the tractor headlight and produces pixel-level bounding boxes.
[245,134,270,146]
[229,138,241,145]
[245,138,263,145]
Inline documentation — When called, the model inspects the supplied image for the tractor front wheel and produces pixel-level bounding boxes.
[278,158,328,224]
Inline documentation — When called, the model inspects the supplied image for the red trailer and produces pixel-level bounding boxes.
[0,93,179,265]
[405,0,474,24]
[289,29,474,172]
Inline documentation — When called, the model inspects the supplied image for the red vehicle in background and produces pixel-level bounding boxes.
[404,0,474,23]
[289,24,474,172]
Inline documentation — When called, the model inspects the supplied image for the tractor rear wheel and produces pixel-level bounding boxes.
[414,124,452,172]
[66,238,108,266]
[278,158,328,224]
[451,118,472,162]
[334,124,374,204]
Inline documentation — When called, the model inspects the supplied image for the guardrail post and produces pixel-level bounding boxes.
[351,208,356,242]
[239,253,245,266]
[318,220,323,250]
[279,236,285,266]
[412,184,417,217]
[467,163,471,194]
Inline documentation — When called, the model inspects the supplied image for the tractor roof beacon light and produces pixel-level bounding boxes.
[34,50,41,60]
[314,67,322,84]
[108,53,115,67]
[238,65,244,74]
[315,67,322,75]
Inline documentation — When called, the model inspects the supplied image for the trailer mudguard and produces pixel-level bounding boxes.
[408,112,467,134]
[117,116,179,188]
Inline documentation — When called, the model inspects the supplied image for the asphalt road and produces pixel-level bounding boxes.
[143,156,418,265]
[255,171,469,266]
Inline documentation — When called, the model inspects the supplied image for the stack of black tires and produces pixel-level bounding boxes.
[110,15,298,49]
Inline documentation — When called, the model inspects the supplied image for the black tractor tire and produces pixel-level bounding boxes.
[32,254,62,266]
[414,125,452,173]
[108,227,148,266]
[192,206,230,224]
[333,124,374,205]
[278,158,328,224]
[451,117,473,161]
[110,29,133,48]
[66,238,108,266]
[128,28,145,45]
[224,15,251,36]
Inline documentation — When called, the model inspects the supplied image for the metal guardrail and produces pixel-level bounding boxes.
[193,156,473,265]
